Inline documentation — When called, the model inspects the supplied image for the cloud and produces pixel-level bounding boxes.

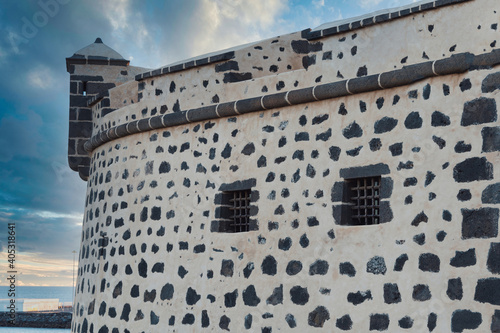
[313,0,325,8]
[28,65,54,90]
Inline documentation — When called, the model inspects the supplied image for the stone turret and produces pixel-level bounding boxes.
[66,38,140,180]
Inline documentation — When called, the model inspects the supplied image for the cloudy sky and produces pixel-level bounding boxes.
[0,0,416,286]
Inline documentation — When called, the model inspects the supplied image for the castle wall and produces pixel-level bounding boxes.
[70,0,500,332]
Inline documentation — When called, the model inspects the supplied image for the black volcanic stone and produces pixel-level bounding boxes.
[431,111,450,126]
[286,260,302,275]
[451,310,482,332]
[160,283,174,300]
[450,248,476,267]
[342,121,363,139]
[481,72,500,93]
[482,126,500,152]
[266,284,283,305]
[447,278,463,300]
[404,111,422,129]
[367,256,386,275]
[309,260,329,275]
[224,289,238,308]
[336,314,353,330]
[461,97,497,126]
[398,316,413,329]
[290,285,309,305]
[242,285,260,306]
[461,208,499,239]
[413,284,431,301]
[474,278,500,305]
[347,290,372,305]
[308,306,330,328]
[453,157,493,182]
[419,253,440,272]
[454,141,472,153]
[394,254,408,272]
[457,189,472,201]
[374,116,398,133]
[487,242,500,273]
[261,256,277,276]
[383,283,401,304]
[186,287,200,305]
[428,313,437,332]
[339,262,356,277]
[369,314,389,331]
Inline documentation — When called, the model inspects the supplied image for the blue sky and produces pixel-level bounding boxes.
[0,0,416,286]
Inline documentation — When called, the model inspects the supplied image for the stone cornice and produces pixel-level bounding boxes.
[84,49,500,153]
[302,0,473,40]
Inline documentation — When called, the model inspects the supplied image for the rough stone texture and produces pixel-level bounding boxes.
[461,97,497,126]
[474,278,500,305]
[69,2,500,331]
[451,310,482,333]
[461,208,499,239]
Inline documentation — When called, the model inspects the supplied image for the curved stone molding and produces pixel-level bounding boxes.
[84,49,500,153]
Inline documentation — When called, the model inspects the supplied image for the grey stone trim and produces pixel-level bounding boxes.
[303,0,473,40]
[340,163,391,179]
[135,51,235,81]
[84,49,500,153]
[66,56,129,72]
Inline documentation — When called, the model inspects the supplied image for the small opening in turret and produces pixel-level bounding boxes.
[82,81,87,96]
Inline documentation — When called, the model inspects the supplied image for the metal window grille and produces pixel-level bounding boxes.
[228,190,251,232]
[349,176,381,225]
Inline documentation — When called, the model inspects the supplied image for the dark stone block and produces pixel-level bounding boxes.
[389,142,402,156]
[220,259,234,277]
[451,310,482,332]
[342,121,363,139]
[215,60,239,72]
[242,285,260,306]
[302,55,316,70]
[487,242,500,274]
[453,157,493,183]
[384,283,401,304]
[413,284,431,301]
[308,306,330,328]
[394,254,408,271]
[261,255,277,276]
[374,116,398,134]
[419,253,440,272]
[413,233,425,245]
[482,72,500,93]
[475,278,500,305]
[329,146,341,161]
[482,126,500,152]
[447,278,463,300]
[291,40,323,54]
[431,111,450,127]
[404,111,423,129]
[461,208,499,239]
[223,72,252,83]
[369,313,389,331]
[309,260,329,275]
[492,310,500,332]
[366,256,386,275]
[285,314,296,328]
[266,284,283,305]
[336,314,352,330]
[454,141,472,153]
[70,74,104,82]
[290,285,309,305]
[428,313,437,332]
[340,163,390,179]
[432,135,446,149]
[347,290,372,305]
[187,105,218,123]
[286,260,302,276]
[456,189,472,201]
[399,316,413,329]
[404,177,418,187]
[461,97,497,126]
[224,289,238,308]
[339,262,356,277]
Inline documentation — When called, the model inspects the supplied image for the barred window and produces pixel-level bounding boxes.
[347,176,381,225]
[212,179,258,233]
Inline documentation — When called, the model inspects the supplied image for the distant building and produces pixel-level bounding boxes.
[67,0,500,331]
